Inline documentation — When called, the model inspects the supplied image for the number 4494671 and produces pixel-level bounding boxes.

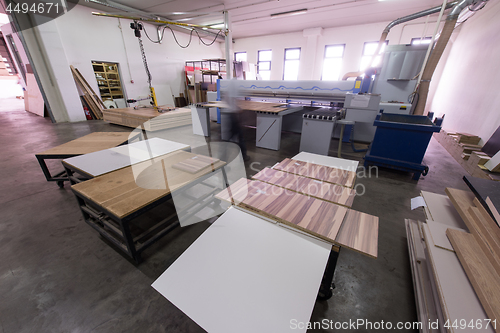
[6,2,60,14]
[444,319,497,330]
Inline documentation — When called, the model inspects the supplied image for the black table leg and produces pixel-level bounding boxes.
[318,246,341,300]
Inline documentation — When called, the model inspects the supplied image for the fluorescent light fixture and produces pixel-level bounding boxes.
[209,23,225,29]
[270,8,307,18]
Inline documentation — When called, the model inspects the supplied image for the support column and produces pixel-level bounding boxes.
[17,17,85,122]
[224,11,233,79]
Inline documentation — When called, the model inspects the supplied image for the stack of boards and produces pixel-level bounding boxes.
[433,130,499,180]
[102,106,192,131]
[216,157,379,258]
[406,188,500,333]
[70,65,104,120]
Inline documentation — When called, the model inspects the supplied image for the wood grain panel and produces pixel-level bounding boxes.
[335,210,378,258]
[273,158,356,188]
[446,188,500,276]
[72,150,226,219]
[447,229,500,332]
[172,155,220,174]
[252,167,355,207]
[37,132,131,156]
[215,178,378,257]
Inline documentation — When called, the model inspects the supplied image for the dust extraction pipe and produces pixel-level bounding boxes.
[413,0,488,115]
[342,1,458,81]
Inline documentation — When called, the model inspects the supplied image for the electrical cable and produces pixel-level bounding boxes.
[141,22,224,48]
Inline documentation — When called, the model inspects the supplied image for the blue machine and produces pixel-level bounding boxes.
[364,113,441,180]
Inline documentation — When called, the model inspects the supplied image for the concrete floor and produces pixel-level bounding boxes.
[0,105,471,332]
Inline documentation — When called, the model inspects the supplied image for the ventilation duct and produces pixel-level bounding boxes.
[342,1,458,80]
[413,0,488,115]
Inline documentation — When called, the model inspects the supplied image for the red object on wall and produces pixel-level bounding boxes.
[83,106,92,120]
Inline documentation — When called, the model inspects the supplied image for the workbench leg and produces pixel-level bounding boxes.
[119,220,141,264]
[36,156,53,181]
[318,246,341,300]
[337,124,345,158]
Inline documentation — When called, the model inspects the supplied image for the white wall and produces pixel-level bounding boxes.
[427,1,500,143]
[233,17,442,81]
[23,4,223,122]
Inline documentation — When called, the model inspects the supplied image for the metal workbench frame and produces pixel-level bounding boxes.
[66,163,230,263]
[35,133,139,188]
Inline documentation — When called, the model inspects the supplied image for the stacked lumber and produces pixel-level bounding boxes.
[102,106,192,131]
[70,65,104,120]
[434,130,499,180]
[445,188,500,332]
[455,132,481,145]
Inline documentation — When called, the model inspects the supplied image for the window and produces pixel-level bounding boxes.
[283,48,300,80]
[258,50,272,80]
[359,41,388,72]
[322,44,345,81]
[411,37,432,45]
[234,52,247,62]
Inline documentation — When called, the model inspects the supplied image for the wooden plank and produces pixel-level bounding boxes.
[445,188,477,228]
[236,100,287,113]
[252,167,355,207]
[216,178,378,258]
[273,158,356,188]
[486,197,500,225]
[447,229,500,332]
[446,187,500,275]
[37,132,132,156]
[102,106,192,131]
[70,65,103,119]
[171,155,220,174]
[74,67,105,108]
[467,206,500,276]
[406,219,441,333]
[335,210,378,258]
[423,224,494,333]
[72,150,226,219]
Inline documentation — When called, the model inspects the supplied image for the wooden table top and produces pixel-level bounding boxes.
[200,100,287,113]
[72,150,226,219]
[273,158,357,188]
[102,106,190,121]
[37,132,132,156]
[216,178,378,258]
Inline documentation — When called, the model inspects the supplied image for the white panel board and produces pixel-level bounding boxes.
[152,207,331,333]
[293,151,359,172]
